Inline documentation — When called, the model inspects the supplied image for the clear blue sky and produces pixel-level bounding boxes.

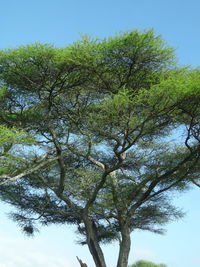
[0,1,200,267]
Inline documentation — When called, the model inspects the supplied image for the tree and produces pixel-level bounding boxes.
[129,260,167,267]
[0,30,199,267]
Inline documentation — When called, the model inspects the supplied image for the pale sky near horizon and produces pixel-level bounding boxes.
[0,1,200,267]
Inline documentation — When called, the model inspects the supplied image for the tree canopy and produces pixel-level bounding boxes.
[0,30,199,267]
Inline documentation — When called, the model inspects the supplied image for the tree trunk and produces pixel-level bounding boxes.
[83,217,107,267]
[116,224,131,267]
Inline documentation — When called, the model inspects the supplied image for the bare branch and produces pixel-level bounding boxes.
[191,179,200,188]
[49,129,66,194]
[87,155,106,170]
[76,256,88,267]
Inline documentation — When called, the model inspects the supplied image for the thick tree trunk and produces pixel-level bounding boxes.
[116,224,131,267]
[83,217,107,267]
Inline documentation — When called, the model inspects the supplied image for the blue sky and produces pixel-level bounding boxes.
[0,0,200,266]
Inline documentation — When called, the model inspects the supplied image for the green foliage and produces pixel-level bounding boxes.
[0,125,35,177]
[129,260,167,267]
[0,125,34,145]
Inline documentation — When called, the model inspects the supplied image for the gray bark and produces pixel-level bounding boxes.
[116,224,131,267]
[77,256,88,267]
[83,216,107,267]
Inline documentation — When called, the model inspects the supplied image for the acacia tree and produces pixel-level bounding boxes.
[0,30,199,267]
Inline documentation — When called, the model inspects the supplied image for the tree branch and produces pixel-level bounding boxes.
[128,146,200,215]
[49,129,66,194]
[190,179,200,188]
[0,156,58,185]
[76,257,88,267]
